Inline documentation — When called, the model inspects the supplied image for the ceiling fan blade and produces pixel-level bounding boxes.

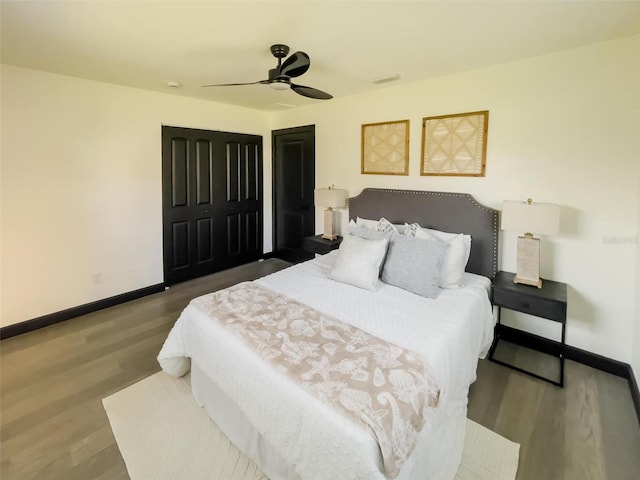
[280,51,310,78]
[291,83,333,100]
[202,80,268,87]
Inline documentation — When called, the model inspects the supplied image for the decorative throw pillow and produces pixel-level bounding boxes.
[375,217,398,234]
[380,232,447,299]
[404,223,419,237]
[329,235,389,291]
[348,224,390,241]
[415,228,469,288]
[394,224,409,235]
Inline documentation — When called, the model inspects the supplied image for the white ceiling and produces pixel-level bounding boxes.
[2,1,640,111]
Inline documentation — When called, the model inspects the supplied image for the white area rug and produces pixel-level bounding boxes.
[103,372,519,480]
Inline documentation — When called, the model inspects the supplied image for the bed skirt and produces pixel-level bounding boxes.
[190,362,468,480]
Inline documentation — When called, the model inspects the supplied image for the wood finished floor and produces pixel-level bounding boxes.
[1,259,639,480]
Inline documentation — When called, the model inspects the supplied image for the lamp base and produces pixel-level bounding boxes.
[513,276,543,289]
[322,208,337,240]
[321,234,338,240]
[514,234,543,289]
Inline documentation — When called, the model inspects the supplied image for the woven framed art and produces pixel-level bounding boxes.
[421,111,489,177]
[361,119,409,175]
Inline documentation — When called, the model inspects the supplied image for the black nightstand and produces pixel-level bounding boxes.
[489,271,568,387]
[302,235,343,255]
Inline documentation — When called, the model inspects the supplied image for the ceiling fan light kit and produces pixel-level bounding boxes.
[203,44,332,100]
[269,78,290,90]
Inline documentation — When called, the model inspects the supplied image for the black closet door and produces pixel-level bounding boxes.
[215,132,263,270]
[162,126,262,285]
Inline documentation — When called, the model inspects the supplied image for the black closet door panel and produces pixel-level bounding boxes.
[245,143,260,201]
[243,141,262,258]
[170,137,189,208]
[226,142,242,204]
[171,221,190,268]
[196,218,214,263]
[226,214,241,256]
[195,139,213,206]
[244,211,259,252]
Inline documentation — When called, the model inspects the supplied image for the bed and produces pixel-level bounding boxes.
[158,188,499,480]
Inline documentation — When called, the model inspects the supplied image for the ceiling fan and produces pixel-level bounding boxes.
[202,44,333,100]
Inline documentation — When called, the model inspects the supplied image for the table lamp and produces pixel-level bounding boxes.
[501,198,559,288]
[314,186,348,240]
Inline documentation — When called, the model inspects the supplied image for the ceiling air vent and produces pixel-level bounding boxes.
[369,73,401,84]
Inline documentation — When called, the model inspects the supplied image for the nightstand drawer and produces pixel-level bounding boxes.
[493,289,566,323]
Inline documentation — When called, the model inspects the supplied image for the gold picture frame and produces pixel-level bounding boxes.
[361,119,409,175]
[421,110,488,177]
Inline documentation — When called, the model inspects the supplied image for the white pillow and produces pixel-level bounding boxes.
[423,227,472,266]
[414,228,470,288]
[329,235,389,291]
[406,223,471,264]
[356,217,378,229]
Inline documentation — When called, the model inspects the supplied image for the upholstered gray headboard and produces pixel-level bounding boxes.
[348,188,499,278]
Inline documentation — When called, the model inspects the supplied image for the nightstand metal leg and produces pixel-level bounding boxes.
[488,306,502,360]
[489,306,565,388]
[559,322,566,388]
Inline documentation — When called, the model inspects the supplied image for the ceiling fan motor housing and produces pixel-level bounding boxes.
[270,44,290,59]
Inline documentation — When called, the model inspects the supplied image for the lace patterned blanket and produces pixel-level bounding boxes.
[191,282,441,478]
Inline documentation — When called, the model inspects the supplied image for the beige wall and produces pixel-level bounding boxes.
[271,35,640,363]
[633,156,640,384]
[0,65,271,327]
[2,36,639,367]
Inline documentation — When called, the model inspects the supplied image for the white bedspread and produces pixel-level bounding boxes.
[158,253,495,480]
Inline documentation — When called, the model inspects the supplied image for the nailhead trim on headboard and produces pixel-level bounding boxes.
[348,188,499,278]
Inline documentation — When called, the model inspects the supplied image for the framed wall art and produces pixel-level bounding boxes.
[361,119,409,175]
[421,110,488,177]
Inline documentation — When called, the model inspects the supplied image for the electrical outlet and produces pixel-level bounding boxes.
[92,272,103,285]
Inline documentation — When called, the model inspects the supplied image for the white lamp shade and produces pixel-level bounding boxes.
[314,188,347,209]
[501,200,560,235]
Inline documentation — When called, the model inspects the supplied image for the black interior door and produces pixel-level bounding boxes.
[162,126,262,285]
[216,132,263,270]
[272,125,315,263]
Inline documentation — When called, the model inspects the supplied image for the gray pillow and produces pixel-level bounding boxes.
[380,232,447,299]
